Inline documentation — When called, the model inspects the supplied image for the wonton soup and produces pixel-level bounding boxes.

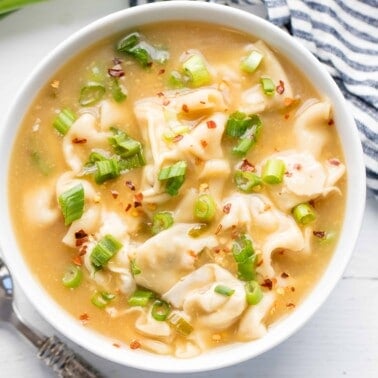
[9,22,346,357]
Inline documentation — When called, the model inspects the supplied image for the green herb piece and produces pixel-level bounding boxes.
[168,312,193,336]
[232,234,257,281]
[234,170,262,193]
[214,285,235,297]
[62,265,82,288]
[130,259,141,276]
[94,157,120,184]
[260,76,275,96]
[151,211,174,235]
[188,223,208,238]
[79,81,106,106]
[128,289,154,307]
[111,78,127,102]
[151,300,171,321]
[262,158,286,184]
[158,160,187,196]
[292,203,316,225]
[182,54,211,87]
[194,193,216,222]
[91,291,116,309]
[245,281,263,305]
[240,50,263,73]
[53,108,77,135]
[90,234,123,270]
[58,184,85,226]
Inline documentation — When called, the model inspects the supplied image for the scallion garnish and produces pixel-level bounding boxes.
[188,223,208,238]
[128,289,154,307]
[158,160,187,196]
[194,194,216,222]
[90,234,123,270]
[260,76,275,96]
[111,78,127,102]
[62,265,82,288]
[234,170,262,193]
[130,259,141,276]
[168,70,186,88]
[94,157,120,184]
[151,211,174,235]
[225,112,262,157]
[261,158,286,184]
[292,203,316,225]
[168,312,193,336]
[79,81,106,106]
[245,281,263,305]
[91,291,115,309]
[58,184,85,226]
[182,54,211,87]
[240,50,263,73]
[151,300,171,321]
[232,234,257,281]
[117,32,169,68]
[53,108,77,135]
[214,285,235,297]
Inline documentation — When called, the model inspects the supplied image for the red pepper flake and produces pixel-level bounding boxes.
[286,303,296,308]
[173,134,184,143]
[293,163,302,170]
[313,230,326,239]
[200,100,206,105]
[261,279,274,290]
[72,137,87,144]
[108,67,125,78]
[182,104,189,113]
[111,190,119,199]
[72,255,83,266]
[134,192,143,202]
[112,343,121,348]
[329,158,340,166]
[188,250,197,258]
[113,57,122,65]
[79,247,87,256]
[240,159,255,172]
[284,113,290,120]
[291,286,296,292]
[76,237,88,247]
[206,120,217,129]
[130,340,141,350]
[215,224,223,235]
[281,272,289,279]
[200,140,208,148]
[309,199,316,208]
[75,229,88,239]
[328,118,334,126]
[212,246,222,254]
[285,171,292,177]
[134,201,142,208]
[157,92,165,97]
[257,258,264,267]
[276,80,285,95]
[79,313,89,324]
[223,203,232,214]
[158,68,165,75]
[284,97,294,107]
[125,203,132,212]
[162,98,170,106]
[125,180,136,191]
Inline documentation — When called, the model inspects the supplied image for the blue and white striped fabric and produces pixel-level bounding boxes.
[129,0,378,198]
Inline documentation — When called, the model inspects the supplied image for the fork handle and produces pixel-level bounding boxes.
[38,335,102,378]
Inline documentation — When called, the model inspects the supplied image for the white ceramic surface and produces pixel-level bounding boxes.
[0,1,366,374]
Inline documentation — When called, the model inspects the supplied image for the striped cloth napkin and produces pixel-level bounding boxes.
[129,0,378,198]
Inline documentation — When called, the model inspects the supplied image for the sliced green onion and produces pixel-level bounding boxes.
[90,234,123,270]
[94,157,120,184]
[214,284,235,297]
[111,78,127,102]
[158,160,187,196]
[182,54,211,87]
[151,300,171,321]
[234,171,262,193]
[109,128,142,158]
[194,194,216,222]
[118,153,146,171]
[53,108,77,135]
[79,81,106,106]
[240,50,263,73]
[260,76,275,96]
[128,289,154,307]
[91,291,116,309]
[130,259,141,276]
[58,184,85,226]
[292,203,316,225]
[117,32,140,52]
[262,159,286,184]
[232,234,257,281]
[62,265,82,288]
[168,312,193,336]
[151,211,174,235]
[245,281,263,305]
[225,111,251,137]
[188,223,208,238]
[168,70,185,88]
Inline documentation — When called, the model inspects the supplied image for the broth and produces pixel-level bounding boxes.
[9,22,346,357]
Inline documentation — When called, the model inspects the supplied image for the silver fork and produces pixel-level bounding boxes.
[0,257,102,377]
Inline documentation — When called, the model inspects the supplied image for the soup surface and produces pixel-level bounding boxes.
[9,22,346,357]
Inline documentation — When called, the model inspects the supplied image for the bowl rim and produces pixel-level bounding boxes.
[0,0,366,373]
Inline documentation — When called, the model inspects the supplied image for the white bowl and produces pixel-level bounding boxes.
[0,1,366,373]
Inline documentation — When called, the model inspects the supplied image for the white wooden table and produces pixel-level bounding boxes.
[0,1,377,377]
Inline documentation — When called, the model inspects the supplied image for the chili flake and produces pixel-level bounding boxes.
[281,272,289,279]
[328,118,334,126]
[313,230,326,239]
[125,203,132,212]
[112,343,121,348]
[276,80,285,95]
[200,140,208,148]
[111,190,119,199]
[135,192,144,202]
[79,313,89,324]
[329,158,340,166]
[158,68,165,75]
[72,137,87,144]
[215,224,223,235]
[182,104,189,113]
[108,68,125,78]
[125,180,136,191]
[240,159,255,172]
[286,303,296,308]
[72,255,83,266]
[130,340,141,350]
[173,134,184,143]
[261,278,273,290]
[207,120,217,129]
[223,203,232,214]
